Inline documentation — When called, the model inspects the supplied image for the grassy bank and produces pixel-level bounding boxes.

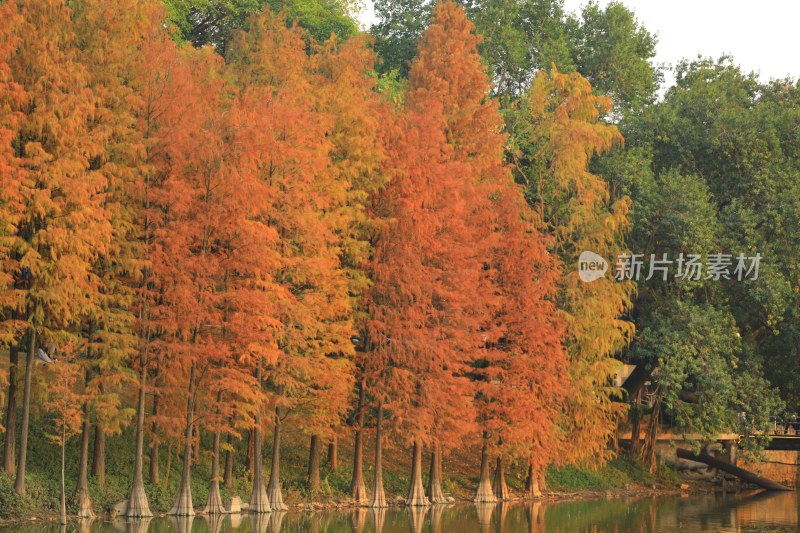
[0,422,679,521]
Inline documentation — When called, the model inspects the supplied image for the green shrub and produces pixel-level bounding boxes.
[545,455,656,491]
[656,462,681,485]
[0,472,24,519]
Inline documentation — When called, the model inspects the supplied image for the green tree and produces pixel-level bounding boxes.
[371,0,432,77]
[372,0,659,106]
[602,56,795,458]
[466,0,573,96]
[565,1,660,113]
[372,0,573,92]
[165,0,358,51]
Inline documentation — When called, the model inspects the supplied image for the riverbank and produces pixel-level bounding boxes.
[4,490,799,533]
[0,423,682,524]
[0,484,685,527]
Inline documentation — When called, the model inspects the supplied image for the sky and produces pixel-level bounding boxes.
[356,0,800,88]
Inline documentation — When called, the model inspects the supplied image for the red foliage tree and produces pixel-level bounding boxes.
[365,97,482,507]
[228,9,360,511]
[402,2,568,503]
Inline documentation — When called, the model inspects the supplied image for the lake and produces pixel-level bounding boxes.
[2,491,797,533]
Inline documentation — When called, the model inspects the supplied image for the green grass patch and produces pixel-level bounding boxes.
[545,455,659,491]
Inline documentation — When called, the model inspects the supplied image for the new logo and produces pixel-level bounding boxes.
[578,251,608,282]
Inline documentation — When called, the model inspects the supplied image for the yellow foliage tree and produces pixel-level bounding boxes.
[511,66,635,465]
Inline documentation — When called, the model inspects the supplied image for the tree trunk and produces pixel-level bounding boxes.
[530,476,542,499]
[169,360,196,516]
[14,328,36,495]
[474,438,496,503]
[630,388,642,455]
[92,422,105,487]
[426,440,446,503]
[676,448,791,490]
[192,423,200,463]
[205,428,225,514]
[266,407,287,510]
[149,391,160,485]
[249,361,270,513]
[327,435,338,470]
[524,463,531,491]
[74,402,94,517]
[406,441,429,506]
[369,405,386,508]
[223,431,234,490]
[308,435,321,492]
[204,390,225,514]
[492,457,511,500]
[524,463,542,498]
[164,443,173,486]
[246,427,254,474]
[126,342,152,517]
[350,379,368,504]
[60,423,67,525]
[3,343,18,476]
[641,392,662,472]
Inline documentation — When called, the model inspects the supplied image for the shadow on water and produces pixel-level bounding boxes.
[3,491,797,533]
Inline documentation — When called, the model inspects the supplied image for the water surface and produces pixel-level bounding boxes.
[3,491,798,533]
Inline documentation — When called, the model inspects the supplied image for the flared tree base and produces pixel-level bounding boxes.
[369,480,387,508]
[492,466,512,500]
[427,479,447,504]
[168,485,195,516]
[406,480,431,507]
[125,483,153,518]
[204,482,226,514]
[267,483,287,511]
[473,478,498,503]
[406,442,430,507]
[74,488,95,518]
[528,476,542,499]
[249,480,272,513]
[352,481,369,506]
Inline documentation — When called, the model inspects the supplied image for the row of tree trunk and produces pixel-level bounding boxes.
[0,334,51,501]
[2,347,545,517]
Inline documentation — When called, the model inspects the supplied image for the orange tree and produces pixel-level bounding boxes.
[404,2,570,502]
[509,66,635,467]
[0,0,27,476]
[0,0,114,497]
[367,4,501,499]
[228,9,356,511]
